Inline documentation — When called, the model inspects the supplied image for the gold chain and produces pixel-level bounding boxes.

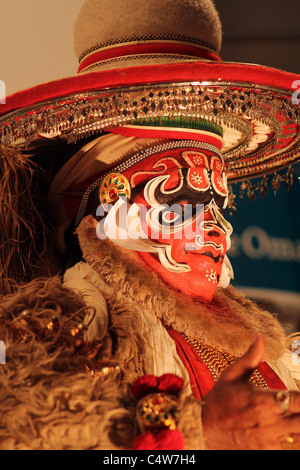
[181,332,269,390]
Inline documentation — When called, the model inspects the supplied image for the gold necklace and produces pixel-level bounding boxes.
[181,332,269,390]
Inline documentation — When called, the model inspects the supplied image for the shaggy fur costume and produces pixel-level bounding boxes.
[0,239,204,449]
[0,214,291,450]
[0,277,204,450]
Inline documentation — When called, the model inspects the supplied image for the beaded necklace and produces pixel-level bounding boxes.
[180,332,269,390]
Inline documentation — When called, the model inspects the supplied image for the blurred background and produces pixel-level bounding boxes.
[0,0,300,332]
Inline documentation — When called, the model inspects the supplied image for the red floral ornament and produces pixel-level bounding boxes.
[131,373,184,399]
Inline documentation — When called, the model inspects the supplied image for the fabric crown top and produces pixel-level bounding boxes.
[74,0,223,73]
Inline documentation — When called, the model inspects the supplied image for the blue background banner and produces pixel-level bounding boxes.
[227,164,300,332]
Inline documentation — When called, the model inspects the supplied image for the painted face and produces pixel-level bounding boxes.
[100,147,233,301]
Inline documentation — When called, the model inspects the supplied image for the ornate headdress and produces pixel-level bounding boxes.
[1,0,299,172]
[0,0,299,258]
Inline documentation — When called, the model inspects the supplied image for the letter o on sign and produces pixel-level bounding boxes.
[241,226,269,259]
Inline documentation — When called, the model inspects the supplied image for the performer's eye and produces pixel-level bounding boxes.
[159,204,183,226]
[158,200,199,228]
[161,210,181,225]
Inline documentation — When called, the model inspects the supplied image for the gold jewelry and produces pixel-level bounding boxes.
[136,392,179,433]
[181,332,269,390]
[99,172,131,206]
[275,390,290,414]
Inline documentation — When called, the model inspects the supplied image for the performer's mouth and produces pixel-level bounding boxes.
[184,247,223,264]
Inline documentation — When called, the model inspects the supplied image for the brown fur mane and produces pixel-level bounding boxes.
[0,275,144,449]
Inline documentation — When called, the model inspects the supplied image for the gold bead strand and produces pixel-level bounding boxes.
[180,332,268,390]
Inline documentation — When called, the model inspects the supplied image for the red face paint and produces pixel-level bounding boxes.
[120,147,232,301]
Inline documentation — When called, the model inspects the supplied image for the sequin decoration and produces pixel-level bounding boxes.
[1,83,299,185]
[99,172,131,205]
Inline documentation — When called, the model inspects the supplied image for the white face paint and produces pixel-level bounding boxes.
[97,184,234,287]
[95,147,234,301]
[100,197,192,272]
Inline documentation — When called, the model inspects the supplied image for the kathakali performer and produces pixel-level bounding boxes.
[0,0,300,450]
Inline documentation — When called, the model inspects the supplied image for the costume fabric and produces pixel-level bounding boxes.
[1,213,299,450]
[1,0,300,452]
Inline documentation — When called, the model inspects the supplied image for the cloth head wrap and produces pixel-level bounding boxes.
[49,133,166,253]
